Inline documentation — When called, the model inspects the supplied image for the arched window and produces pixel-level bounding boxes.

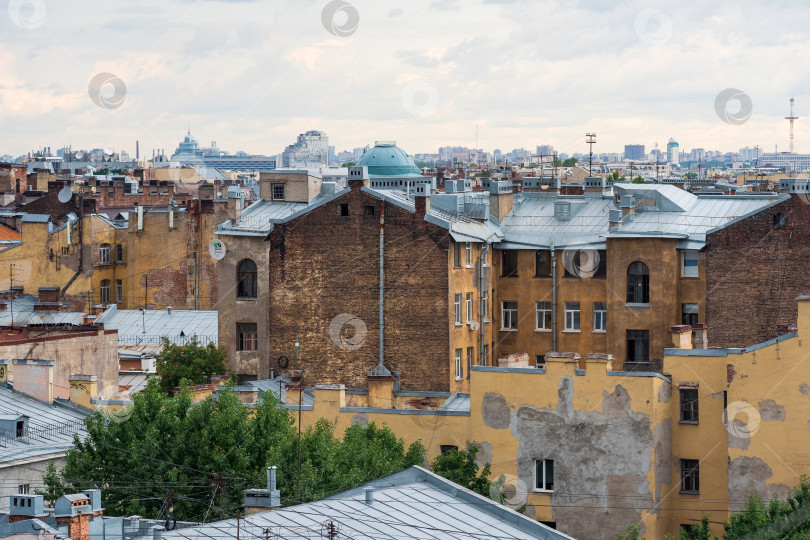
[237,259,257,298]
[626,261,649,304]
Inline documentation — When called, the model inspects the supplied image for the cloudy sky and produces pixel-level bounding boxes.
[1,0,809,158]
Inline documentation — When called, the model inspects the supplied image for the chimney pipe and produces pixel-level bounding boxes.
[268,466,277,491]
[364,486,374,504]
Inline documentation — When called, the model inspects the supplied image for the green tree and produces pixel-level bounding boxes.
[562,157,578,167]
[58,380,424,521]
[155,337,227,394]
[341,162,357,167]
[684,172,698,179]
[431,446,492,498]
[607,170,627,183]
[35,461,68,503]
[682,514,717,540]
[631,176,648,184]
[725,477,810,539]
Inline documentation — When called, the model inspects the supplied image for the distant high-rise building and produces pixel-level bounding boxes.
[667,138,679,165]
[624,144,646,161]
[281,130,329,167]
[536,144,555,157]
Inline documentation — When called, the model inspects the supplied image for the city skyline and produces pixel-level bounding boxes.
[1,0,809,157]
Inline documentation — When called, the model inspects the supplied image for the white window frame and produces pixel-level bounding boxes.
[482,244,489,266]
[564,302,580,331]
[454,294,462,325]
[480,344,488,366]
[501,301,518,330]
[99,244,110,264]
[466,292,473,323]
[536,301,552,331]
[466,347,473,379]
[481,291,489,321]
[100,280,110,304]
[465,242,472,266]
[593,302,606,332]
[455,349,462,379]
[534,459,554,492]
[116,280,123,303]
[681,251,699,278]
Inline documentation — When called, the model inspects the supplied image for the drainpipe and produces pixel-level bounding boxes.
[480,242,486,364]
[378,203,385,368]
[551,244,557,352]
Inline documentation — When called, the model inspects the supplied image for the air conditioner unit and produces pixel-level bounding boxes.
[468,321,480,331]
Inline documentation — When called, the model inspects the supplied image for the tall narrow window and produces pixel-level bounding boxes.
[455,349,462,379]
[502,250,518,277]
[480,345,488,366]
[681,459,699,493]
[564,302,580,331]
[454,293,462,324]
[502,301,518,330]
[535,250,552,277]
[466,293,473,323]
[99,243,110,264]
[237,323,258,351]
[536,301,552,330]
[465,242,472,266]
[680,388,699,422]
[237,259,258,299]
[681,251,699,277]
[481,291,489,321]
[626,261,650,303]
[627,330,650,362]
[534,459,554,492]
[466,347,473,379]
[100,280,110,304]
[593,302,607,331]
[116,280,123,303]
[115,243,123,263]
[453,242,461,268]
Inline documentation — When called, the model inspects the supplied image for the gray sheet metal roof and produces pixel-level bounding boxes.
[95,305,218,348]
[243,377,315,408]
[217,199,311,235]
[0,295,85,327]
[438,392,471,412]
[0,384,87,463]
[163,466,573,540]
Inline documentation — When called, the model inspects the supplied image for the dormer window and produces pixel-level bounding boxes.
[272,184,285,201]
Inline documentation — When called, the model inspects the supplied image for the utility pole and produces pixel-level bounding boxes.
[9,264,15,326]
[296,335,302,504]
[586,133,596,177]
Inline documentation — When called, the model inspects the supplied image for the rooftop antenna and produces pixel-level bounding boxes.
[785,97,799,154]
[655,142,660,183]
[586,133,596,177]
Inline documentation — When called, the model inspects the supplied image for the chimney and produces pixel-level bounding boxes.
[347,166,370,190]
[244,466,281,513]
[8,494,46,523]
[69,375,98,409]
[415,195,430,217]
[13,360,54,403]
[670,325,693,349]
[488,180,514,223]
[693,323,708,349]
[227,186,244,222]
[583,176,607,194]
[364,486,374,505]
[620,194,635,217]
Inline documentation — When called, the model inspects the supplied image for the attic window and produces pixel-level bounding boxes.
[340,204,349,216]
[363,205,375,216]
[774,213,786,229]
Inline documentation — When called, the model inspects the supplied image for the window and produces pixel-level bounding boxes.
[681,459,699,493]
[16,421,24,438]
[99,243,110,264]
[481,291,488,321]
[466,347,473,379]
[536,355,545,368]
[454,293,462,325]
[626,261,650,304]
[502,301,518,330]
[482,244,489,266]
[534,459,554,492]
[363,205,375,216]
[593,302,607,331]
[535,250,552,277]
[340,204,349,216]
[454,242,461,268]
[100,280,110,304]
[564,302,580,331]
[271,183,284,201]
[774,213,786,229]
[594,250,607,278]
[680,388,699,422]
[237,259,258,299]
[682,303,698,327]
[455,349,462,379]
[237,323,258,351]
[18,485,29,495]
[465,293,473,322]
[116,280,123,303]
[440,444,458,454]
[502,250,518,277]
[480,344,488,366]
[536,301,552,330]
[627,330,650,363]
[465,242,472,266]
[681,251,698,277]
[115,243,123,263]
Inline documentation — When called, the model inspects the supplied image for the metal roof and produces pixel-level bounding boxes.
[163,466,573,540]
[438,392,471,412]
[242,377,315,408]
[0,295,86,327]
[0,384,88,464]
[95,305,218,349]
[20,214,52,223]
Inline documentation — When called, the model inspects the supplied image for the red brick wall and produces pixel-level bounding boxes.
[706,195,810,348]
[266,187,452,391]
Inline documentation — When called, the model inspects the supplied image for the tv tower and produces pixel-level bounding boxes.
[785,97,799,154]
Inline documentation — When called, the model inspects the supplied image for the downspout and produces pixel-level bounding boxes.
[551,244,557,352]
[378,203,385,367]
[61,193,84,299]
[480,242,486,364]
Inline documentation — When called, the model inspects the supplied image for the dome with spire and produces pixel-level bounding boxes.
[355,141,421,177]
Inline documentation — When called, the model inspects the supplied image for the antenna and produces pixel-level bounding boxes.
[785,97,799,154]
[585,133,596,177]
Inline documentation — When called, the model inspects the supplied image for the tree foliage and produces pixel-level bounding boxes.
[35,461,68,503]
[155,337,227,394]
[562,157,578,167]
[431,446,492,498]
[725,477,810,539]
[607,170,627,183]
[52,379,424,521]
[631,176,648,184]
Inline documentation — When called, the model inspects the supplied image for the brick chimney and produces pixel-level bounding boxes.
[415,195,430,217]
[670,325,693,349]
[488,180,514,223]
[347,166,370,190]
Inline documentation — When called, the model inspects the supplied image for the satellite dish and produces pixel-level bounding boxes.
[57,186,73,203]
[208,240,227,261]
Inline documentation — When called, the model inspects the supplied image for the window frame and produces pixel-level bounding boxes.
[501,250,518,277]
[680,388,699,423]
[501,301,518,330]
[626,261,650,304]
[271,183,285,201]
[465,292,473,323]
[454,293,463,325]
[535,250,552,277]
[534,459,555,492]
[115,243,123,263]
[237,259,258,299]
[564,301,580,331]
[681,251,699,278]
[99,279,110,304]
[481,291,489,322]
[453,242,461,268]
[626,329,650,363]
[593,302,607,332]
[116,279,123,303]
[237,322,258,352]
[682,303,699,328]
[680,459,700,493]
[455,349,463,379]
[480,344,488,366]
[465,242,472,266]
[466,347,473,379]
[536,301,552,331]
[99,243,111,265]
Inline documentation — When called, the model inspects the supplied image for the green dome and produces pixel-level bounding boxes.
[356,141,422,177]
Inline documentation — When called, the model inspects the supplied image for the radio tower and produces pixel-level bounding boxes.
[785,97,799,154]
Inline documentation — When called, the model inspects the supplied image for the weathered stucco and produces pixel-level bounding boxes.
[758,399,786,421]
[728,456,791,511]
[481,392,511,429]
